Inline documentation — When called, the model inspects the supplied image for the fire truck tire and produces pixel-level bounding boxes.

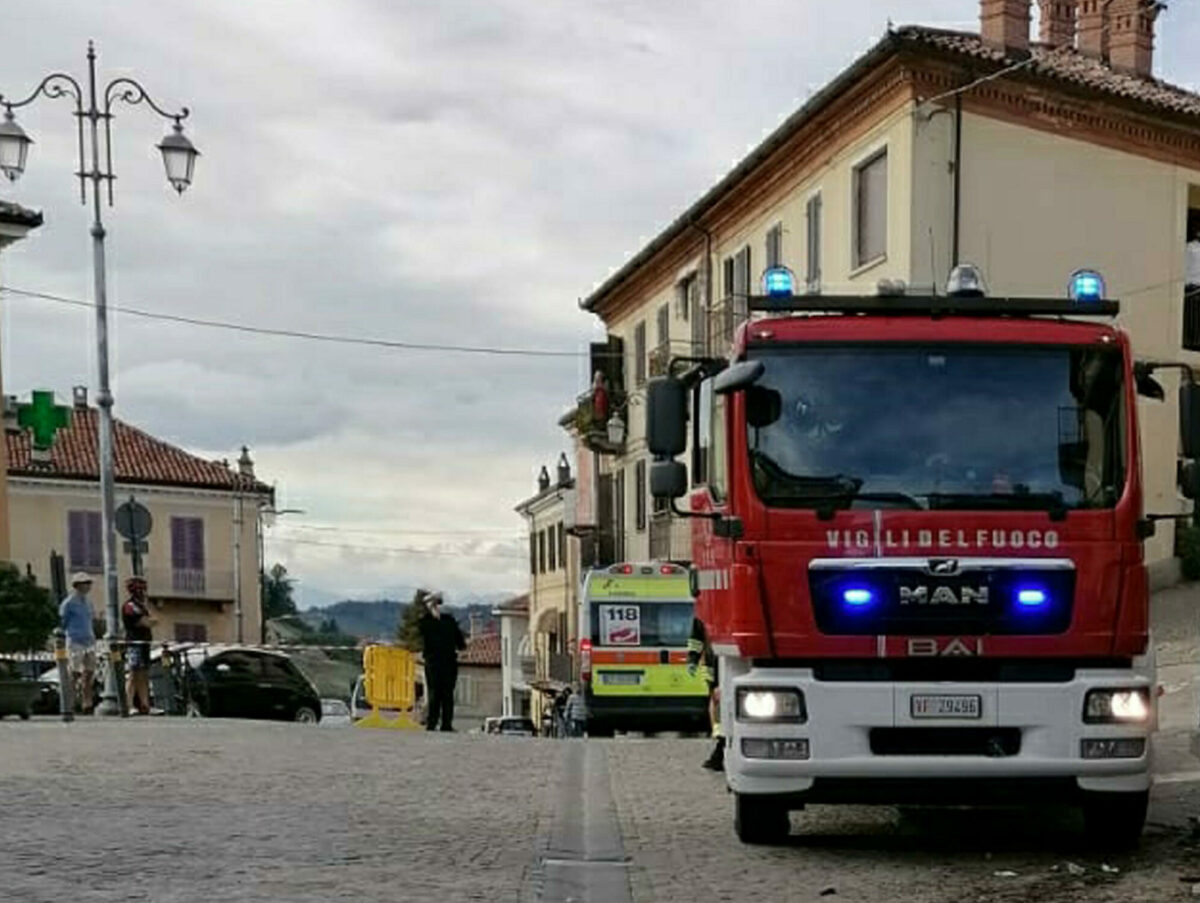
[734,793,791,845]
[1081,789,1148,851]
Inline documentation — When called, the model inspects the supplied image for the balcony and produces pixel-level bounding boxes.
[649,511,692,562]
[709,294,750,357]
[648,342,671,378]
[146,567,235,602]
[565,389,626,456]
[546,651,574,683]
[519,654,536,682]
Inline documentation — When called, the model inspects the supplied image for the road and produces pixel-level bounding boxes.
[0,586,1197,903]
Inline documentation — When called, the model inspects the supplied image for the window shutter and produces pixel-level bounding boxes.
[171,518,187,570]
[766,224,782,269]
[656,304,669,348]
[188,519,205,570]
[806,194,823,291]
[855,152,887,266]
[68,511,87,568]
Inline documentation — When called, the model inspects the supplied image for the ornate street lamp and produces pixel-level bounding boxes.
[606,411,626,446]
[0,42,197,716]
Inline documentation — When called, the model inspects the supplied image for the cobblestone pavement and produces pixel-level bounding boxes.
[0,720,562,903]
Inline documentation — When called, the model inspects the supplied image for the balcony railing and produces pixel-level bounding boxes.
[146,567,235,601]
[649,511,692,562]
[648,342,671,378]
[709,294,750,357]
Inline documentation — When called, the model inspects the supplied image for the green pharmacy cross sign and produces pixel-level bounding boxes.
[17,390,71,451]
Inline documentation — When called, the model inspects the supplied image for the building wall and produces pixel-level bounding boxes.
[452,664,503,730]
[600,103,919,563]
[498,611,530,717]
[923,111,1200,570]
[8,477,265,644]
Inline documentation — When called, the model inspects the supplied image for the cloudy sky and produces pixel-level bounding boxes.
[2,1,1197,606]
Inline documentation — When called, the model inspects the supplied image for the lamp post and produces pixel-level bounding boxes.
[0,42,199,716]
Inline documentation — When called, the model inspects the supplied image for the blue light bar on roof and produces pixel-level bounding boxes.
[1069,269,1106,303]
[762,266,796,298]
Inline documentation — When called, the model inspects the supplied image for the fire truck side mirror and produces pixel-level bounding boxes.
[1180,382,1200,460]
[646,377,687,457]
[650,460,687,500]
[713,359,765,396]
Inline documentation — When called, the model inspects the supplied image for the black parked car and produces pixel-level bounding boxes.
[179,646,322,723]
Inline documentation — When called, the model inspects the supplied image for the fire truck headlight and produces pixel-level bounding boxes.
[1084,688,1151,724]
[737,688,806,723]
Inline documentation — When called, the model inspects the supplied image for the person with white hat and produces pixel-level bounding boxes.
[60,572,98,714]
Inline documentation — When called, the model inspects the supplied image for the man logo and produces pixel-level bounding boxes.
[928,559,961,575]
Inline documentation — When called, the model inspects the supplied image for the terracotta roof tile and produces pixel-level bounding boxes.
[6,406,271,494]
[896,26,1200,118]
[459,632,501,667]
[493,593,529,614]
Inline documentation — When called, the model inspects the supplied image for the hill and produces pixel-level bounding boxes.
[299,594,510,641]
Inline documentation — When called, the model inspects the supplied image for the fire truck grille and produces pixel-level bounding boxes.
[808,564,1075,636]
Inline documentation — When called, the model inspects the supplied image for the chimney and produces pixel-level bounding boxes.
[556,452,571,486]
[238,445,255,479]
[1109,0,1161,77]
[981,0,1032,53]
[1077,0,1109,59]
[72,385,88,409]
[1037,0,1078,46]
[537,465,551,492]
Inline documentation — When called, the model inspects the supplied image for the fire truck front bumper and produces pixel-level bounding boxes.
[726,665,1155,803]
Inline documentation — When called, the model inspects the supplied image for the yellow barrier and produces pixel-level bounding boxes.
[356,644,420,730]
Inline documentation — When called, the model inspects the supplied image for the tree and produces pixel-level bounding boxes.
[395,589,427,651]
[0,564,56,653]
[262,563,297,621]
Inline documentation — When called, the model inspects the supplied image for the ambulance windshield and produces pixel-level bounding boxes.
[745,345,1126,512]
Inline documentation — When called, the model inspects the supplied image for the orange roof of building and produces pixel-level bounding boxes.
[459,632,501,667]
[6,406,271,495]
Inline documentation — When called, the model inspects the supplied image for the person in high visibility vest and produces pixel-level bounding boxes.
[687,616,723,771]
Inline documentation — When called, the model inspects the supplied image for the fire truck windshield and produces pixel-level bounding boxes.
[745,344,1126,512]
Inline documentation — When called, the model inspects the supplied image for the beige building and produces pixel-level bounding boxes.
[572,0,1200,587]
[0,199,43,562]
[514,457,581,725]
[6,386,272,643]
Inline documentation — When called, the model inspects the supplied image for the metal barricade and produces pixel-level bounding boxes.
[355,644,420,730]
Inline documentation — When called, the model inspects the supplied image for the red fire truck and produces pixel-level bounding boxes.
[646,265,1200,848]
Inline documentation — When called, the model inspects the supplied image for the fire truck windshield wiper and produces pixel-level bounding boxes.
[926,491,1068,519]
[751,454,925,511]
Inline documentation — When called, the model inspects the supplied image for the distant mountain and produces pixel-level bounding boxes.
[299,594,514,641]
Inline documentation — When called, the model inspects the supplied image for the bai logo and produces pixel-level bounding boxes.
[906,637,983,657]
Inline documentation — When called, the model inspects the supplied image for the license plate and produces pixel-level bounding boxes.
[599,672,642,686]
[910,694,982,719]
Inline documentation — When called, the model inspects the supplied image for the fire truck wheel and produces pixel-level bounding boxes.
[1081,789,1148,851]
[734,793,791,845]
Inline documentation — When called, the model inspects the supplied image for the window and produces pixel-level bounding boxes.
[1185,289,1200,351]
[723,256,736,296]
[766,223,783,270]
[262,656,298,682]
[538,530,547,574]
[806,194,822,291]
[170,517,205,571]
[548,524,557,571]
[68,510,103,571]
[733,246,751,294]
[696,378,727,500]
[635,459,647,532]
[854,150,888,267]
[656,303,669,348]
[175,623,208,643]
[557,522,565,569]
[529,533,537,575]
[614,469,626,560]
[676,273,696,321]
[634,321,647,387]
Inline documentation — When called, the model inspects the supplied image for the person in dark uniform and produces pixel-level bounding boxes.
[418,591,466,731]
[121,576,155,715]
[687,615,723,771]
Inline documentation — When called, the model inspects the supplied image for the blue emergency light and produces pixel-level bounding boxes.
[842,587,874,608]
[1016,587,1049,608]
[762,266,796,298]
[1069,269,1106,304]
